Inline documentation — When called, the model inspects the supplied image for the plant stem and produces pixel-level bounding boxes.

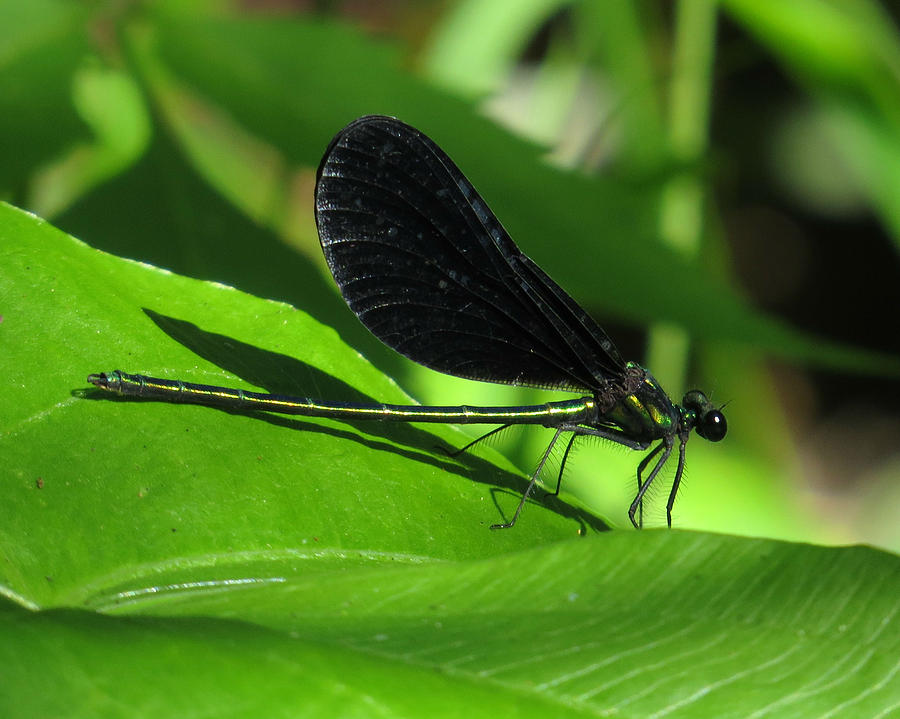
[647,0,718,392]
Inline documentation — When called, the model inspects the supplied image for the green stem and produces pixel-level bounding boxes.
[647,0,718,392]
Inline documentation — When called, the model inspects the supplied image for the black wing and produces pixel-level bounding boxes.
[314,115,624,392]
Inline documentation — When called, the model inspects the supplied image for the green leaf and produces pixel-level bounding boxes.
[421,0,569,98]
[3,205,899,718]
[51,121,422,388]
[28,61,152,218]
[1,599,571,718]
[1,202,598,609]
[2,5,900,715]
[722,0,900,252]
[4,525,899,717]
[137,12,898,376]
[0,0,93,193]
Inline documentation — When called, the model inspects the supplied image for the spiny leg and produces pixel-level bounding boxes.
[635,443,664,530]
[665,433,689,528]
[491,427,568,530]
[628,437,673,529]
[550,433,579,497]
[551,425,650,529]
[437,424,511,458]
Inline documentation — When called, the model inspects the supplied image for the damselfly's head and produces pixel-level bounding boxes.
[680,390,727,442]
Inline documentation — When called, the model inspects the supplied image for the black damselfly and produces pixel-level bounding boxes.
[88,115,726,529]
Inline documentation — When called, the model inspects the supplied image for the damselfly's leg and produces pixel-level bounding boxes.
[665,433,689,528]
[437,424,511,457]
[554,425,652,528]
[491,427,567,530]
[635,443,664,529]
[549,433,579,498]
[488,424,651,529]
[628,437,673,529]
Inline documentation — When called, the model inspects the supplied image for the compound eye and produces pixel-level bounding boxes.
[698,409,727,442]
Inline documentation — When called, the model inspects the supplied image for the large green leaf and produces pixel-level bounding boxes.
[3,204,900,718]
[2,202,595,607]
[4,526,899,717]
[2,596,573,717]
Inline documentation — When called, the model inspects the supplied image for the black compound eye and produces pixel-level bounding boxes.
[698,410,727,442]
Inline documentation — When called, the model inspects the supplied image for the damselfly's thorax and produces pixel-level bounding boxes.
[597,363,679,442]
[595,362,727,445]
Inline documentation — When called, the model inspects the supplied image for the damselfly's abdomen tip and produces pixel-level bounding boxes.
[87,371,119,390]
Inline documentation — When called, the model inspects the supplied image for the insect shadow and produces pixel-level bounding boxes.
[82,307,607,534]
